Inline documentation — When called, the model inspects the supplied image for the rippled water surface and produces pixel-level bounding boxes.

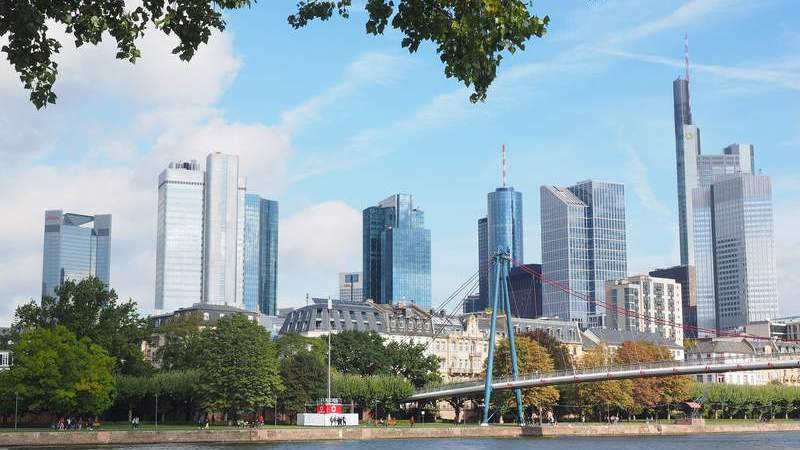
[43,432,800,450]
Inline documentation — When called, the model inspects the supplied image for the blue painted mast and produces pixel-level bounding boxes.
[481,249,525,426]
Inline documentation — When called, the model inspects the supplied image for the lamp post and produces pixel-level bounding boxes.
[421,410,425,426]
[155,393,159,429]
[14,391,19,431]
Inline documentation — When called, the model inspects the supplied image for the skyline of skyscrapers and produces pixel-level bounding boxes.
[155,153,279,315]
[42,210,112,297]
[540,180,627,327]
[362,194,432,309]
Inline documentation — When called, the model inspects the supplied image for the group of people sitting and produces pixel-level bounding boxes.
[53,417,99,431]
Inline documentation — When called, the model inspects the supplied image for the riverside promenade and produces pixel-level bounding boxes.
[4,422,800,447]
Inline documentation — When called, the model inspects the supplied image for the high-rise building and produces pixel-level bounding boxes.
[362,194,431,309]
[649,265,697,339]
[339,272,363,302]
[469,147,523,313]
[202,153,246,308]
[475,217,488,313]
[606,275,683,346]
[508,264,542,319]
[707,174,778,331]
[671,40,772,335]
[243,194,279,315]
[155,160,205,312]
[42,210,112,297]
[540,180,627,327]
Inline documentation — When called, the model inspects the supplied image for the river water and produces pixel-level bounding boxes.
[45,433,800,450]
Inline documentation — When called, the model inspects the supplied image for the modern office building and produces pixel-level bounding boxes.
[470,148,524,313]
[605,275,684,346]
[243,194,279,315]
[672,40,764,334]
[339,272,364,303]
[202,153,246,308]
[709,174,778,331]
[362,194,432,309]
[155,160,205,312]
[42,210,112,297]
[540,180,627,327]
[468,217,489,314]
[507,264,542,319]
[650,265,697,338]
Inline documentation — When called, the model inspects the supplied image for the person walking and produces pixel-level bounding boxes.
[409,415,415,428]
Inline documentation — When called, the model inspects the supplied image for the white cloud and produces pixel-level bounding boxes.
[597,48,800,92]
[278,201,362,305]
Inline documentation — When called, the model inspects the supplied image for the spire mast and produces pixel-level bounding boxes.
[684,32,690,83]
[501,144,507,188]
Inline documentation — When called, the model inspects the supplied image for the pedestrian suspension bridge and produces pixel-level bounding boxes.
[415,249,800,425]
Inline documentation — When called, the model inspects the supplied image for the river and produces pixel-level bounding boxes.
[36,433,800,450]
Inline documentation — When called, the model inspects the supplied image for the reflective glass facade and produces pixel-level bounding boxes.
[674,77,700,266]
[487,187,523,309]
[42,210,111,297]
[711,175,778,331]
[468,217,488,314]
[339,272,363,302]
[363,194,431,309]
[155,160,205,311]
[540,180,627,326]
[243,194,279,315]
[203,153,245,308]
[692,186,716,335]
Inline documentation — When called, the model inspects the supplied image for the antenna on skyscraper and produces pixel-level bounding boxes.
[502,144,507,188]
[684,33,690,83]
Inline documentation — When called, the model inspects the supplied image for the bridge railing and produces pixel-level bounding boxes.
[414,353,797,396]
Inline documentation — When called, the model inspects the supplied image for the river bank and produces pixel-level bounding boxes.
[3,422,800,447]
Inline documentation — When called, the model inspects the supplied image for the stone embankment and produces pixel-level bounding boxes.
[524,421,800,437]
[4,422,800,447]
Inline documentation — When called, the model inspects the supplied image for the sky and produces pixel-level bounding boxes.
[1,0,799,326]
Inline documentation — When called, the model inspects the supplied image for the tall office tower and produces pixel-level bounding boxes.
[650,265,697,338]
[339,272,363,302]
[203,152,246,307]
[470,147,524,313]
[708,175,778,331]
[674,34,703,267]
[42,210,112,297]
[540,180,627,326]
[155,160,205,312]
[243,194,279,315]
[606,275,683,346]
[473,217,488,313]
[362,194,432,309]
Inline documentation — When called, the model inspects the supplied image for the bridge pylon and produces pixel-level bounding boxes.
[481,249,525,426]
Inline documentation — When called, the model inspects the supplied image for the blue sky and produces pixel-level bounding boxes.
[1,0,798,325]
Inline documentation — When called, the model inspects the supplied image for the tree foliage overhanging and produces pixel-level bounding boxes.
[0,0,549,108]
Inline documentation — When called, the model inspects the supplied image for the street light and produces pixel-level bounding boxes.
[155,393,159,430]
[14,391,19,431]
[421,410,425,426]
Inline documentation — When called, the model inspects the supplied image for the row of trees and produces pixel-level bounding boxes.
[693,383,800,420]
[480,331,694,423]
[0,278,438,424]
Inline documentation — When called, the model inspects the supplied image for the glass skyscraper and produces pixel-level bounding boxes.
[203,152,246,308]
[155,160,205,312]
[362,194,431,309]
[243,194,279,315]
[698,174,778,331]
[540,180,627,326]
[42,210,112,297]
